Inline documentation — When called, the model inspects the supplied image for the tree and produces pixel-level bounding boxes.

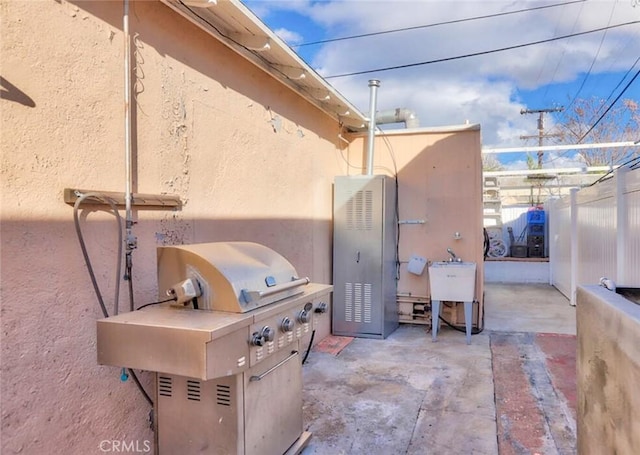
[482,153,504,171]
[551,97,640,167]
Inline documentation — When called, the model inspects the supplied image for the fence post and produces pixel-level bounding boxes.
[570,188,578,306]
[616,167,629,286]
[546,198,555,285]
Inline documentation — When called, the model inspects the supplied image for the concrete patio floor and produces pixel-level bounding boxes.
[301,283,577,455]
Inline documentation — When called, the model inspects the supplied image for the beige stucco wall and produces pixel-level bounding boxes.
[346,128,485,326]
[576,285,640,454]
[1,1,346,453]
[1,1,484,453]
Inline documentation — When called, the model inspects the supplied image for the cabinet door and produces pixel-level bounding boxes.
[244,350,303,455]
[333,177,384,337]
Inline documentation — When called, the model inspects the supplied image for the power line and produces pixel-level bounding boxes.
[541,56,640,166]
[587,154,640,187]
[556,1,616,121]
[295,0,586,47]
[538,0,585,104]
[544,64,640,164]
[577,67,640,143]
[583,55,640,127]
[325,21,640,79]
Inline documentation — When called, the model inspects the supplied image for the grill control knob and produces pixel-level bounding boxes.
[260,326,275,342]
[315,302,328,313]
[250,332,265,347]
[297,310,311,324]
[250,326,275,346]
[280,317,295,332]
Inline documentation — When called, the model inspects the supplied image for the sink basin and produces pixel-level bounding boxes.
[616,287,640,305]
[428,261,477,302]
[429,261,477,344]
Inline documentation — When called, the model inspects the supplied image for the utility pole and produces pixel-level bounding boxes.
[520,107,564,168]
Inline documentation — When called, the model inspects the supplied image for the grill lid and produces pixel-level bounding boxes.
[157,242,308,313]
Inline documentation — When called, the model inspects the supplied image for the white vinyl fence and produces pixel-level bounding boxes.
[548,167,640,304]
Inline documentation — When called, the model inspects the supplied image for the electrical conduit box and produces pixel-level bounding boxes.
[407,255,427,275]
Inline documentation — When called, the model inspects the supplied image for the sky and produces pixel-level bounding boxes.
[242,0,640,168]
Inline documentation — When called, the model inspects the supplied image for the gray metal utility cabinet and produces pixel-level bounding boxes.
[332,175,398,339]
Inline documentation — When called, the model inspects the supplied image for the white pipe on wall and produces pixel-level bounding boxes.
[376,108,419,129]
[123,0,133,227]
[123,0,135,248]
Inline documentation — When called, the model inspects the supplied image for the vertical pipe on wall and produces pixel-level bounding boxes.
[123,0,133,232]
[365,80,380,176]
[123,0,136,266]
[122,0,137,314]
[123,1,132,218]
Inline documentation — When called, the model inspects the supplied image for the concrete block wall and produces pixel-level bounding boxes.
[484,260,550,284]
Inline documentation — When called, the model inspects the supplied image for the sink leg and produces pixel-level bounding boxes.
[464,301,472,345]
[431,300,441,342]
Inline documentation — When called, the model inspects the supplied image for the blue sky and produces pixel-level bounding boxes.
[242,0,640,168]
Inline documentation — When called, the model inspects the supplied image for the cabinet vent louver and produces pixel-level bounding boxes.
[344,282,373,323]
[346,190,374,231]
[158,376,172,397]
[216,384,232,406]
[187,380,201,401]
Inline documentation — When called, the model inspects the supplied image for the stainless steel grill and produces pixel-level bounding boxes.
[97,241,332,455]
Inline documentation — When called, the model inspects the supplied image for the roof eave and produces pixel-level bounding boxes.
[161,0,367,130]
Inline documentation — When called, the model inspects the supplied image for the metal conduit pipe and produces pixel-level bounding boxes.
[366,79,380,176]
[123,0,136,253]
[376,108,420,129]
[124,0,132,223]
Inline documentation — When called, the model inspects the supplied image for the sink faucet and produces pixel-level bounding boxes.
[447,248,462,262]
[599,277,616,292]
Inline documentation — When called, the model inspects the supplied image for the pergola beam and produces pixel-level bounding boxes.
[482,141,639,154]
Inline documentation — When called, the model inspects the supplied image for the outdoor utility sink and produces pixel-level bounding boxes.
[428,261,477,345]
[428,261,477,302]
[616,287,640,305]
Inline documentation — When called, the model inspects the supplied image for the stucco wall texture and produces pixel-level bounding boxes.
[577,286,640,455]
[1,1,344,453]
[1,1,483,453]
[348,130,485,325]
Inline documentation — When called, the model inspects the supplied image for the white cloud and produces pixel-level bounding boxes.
[246,0,640,152]
[272,27,304,44]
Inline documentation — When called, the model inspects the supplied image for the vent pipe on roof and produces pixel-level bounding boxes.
[376,108,419,129]
[366,79,380,176]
